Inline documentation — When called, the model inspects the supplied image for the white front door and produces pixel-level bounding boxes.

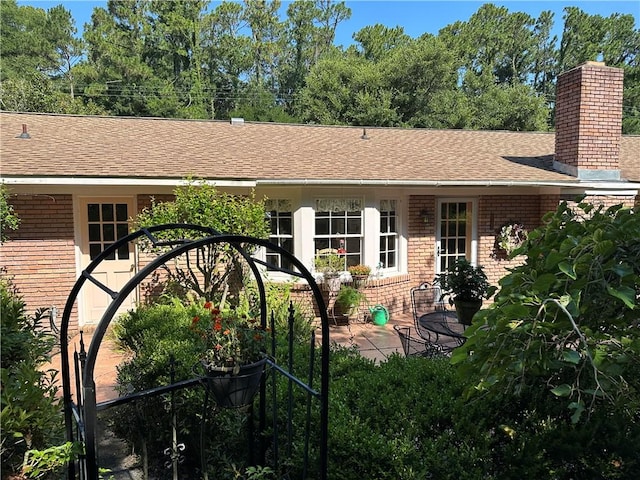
[436,200,477,273]
[78,198,137,326]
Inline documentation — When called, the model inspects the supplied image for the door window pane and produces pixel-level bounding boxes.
[87,202,130,260]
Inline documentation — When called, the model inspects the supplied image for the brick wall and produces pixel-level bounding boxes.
[555,62,623,171]
[0,194,78,331]
[478,194,559,288]
[407,195,437,286]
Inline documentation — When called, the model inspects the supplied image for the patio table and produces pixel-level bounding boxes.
[418,311,466,350]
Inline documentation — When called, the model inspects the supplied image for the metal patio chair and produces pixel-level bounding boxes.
[393,325,444,358]
[410,282,447,342]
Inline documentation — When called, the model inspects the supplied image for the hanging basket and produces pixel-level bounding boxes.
[202,357,268,408]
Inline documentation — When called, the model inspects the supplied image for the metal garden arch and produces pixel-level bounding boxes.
[59,224,330,479]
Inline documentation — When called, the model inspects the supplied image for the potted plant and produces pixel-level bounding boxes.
[433,258,497,326]
[314,253,345,291]
[348,264,371,289]
[335,285,364,321]
[190,301,268,407]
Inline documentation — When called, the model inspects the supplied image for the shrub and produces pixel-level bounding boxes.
[454,199,640,477]
[109,283,314,478]
[0,279,63,477]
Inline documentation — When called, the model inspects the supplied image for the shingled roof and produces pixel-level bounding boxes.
[1,111,639,186]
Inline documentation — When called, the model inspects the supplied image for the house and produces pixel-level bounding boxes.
[1,61,639,332]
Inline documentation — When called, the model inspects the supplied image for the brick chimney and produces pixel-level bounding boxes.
[554,61,624,180]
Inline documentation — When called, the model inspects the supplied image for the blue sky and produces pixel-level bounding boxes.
[17,0,640,47]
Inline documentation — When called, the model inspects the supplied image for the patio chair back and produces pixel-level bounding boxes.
[410,282,446,321]
[410,282,448,342]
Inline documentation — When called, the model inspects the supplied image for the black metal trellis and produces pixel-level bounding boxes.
[59,224,330,479]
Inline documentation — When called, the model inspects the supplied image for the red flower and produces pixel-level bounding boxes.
[204,301,213,310]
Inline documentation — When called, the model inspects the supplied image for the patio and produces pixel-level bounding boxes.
[52,313,416,404]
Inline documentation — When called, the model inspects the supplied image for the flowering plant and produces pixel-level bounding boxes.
[190,302,267,374]
[348,264,371,276]
[497,222,528,255]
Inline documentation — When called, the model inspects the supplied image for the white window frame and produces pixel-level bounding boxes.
[379,199,399,270]
[313,198,364,270]
[265,199,294,272]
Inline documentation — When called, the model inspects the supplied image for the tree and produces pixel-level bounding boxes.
[382,35,466,128]
[352,24,410,62]
[0,0,55,81]
[297,52,397,126]
[0,185,20,243]
[146,0,211,118]
[204,0,252,117]
[453,199,640,476]
[530,10,558,102]
[278,0,320,110]
[0,0,85,112]
[134,180,270,305]
[228,80,297,122]
[464,76,549,131]
[440,4,538,86]
[80,0,175,117]
[243,0,284,86]
[44,5,84,99]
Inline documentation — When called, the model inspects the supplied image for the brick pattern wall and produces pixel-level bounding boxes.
[583,195,636,210]
[1,194,78,331]
[555,62,623,171]
[478,195,559,288]
[407,195,437,287]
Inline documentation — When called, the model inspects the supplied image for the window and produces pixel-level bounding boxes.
[314,198,363,268]
[379,199,397,269]
[87,202,130,260]
[265,199,294,271]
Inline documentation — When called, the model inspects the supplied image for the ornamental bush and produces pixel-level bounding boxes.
[454,199,640,477]
[0,279,64,477]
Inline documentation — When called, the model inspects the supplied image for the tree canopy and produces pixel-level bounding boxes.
[1,0,638,133]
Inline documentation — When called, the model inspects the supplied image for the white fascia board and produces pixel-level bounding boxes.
[256,179,579,187]
[1,177,257,188]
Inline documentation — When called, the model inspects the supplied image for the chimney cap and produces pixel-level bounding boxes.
[582,60,606,67]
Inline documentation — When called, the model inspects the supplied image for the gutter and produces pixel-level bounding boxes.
[1,177,257,188]
[2,176,639,192]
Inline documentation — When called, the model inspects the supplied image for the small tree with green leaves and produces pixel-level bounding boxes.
[1,184,20,243]
[134,179,270,306]
[453,199,640,477]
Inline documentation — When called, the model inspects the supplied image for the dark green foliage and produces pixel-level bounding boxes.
[326,352,487,480]
[2,1,638,131]
[434,258,496,302]
[0,184,20,243]
[108,284,314,478]
[0,280,63,476]
[453,200,640,477]
[134,179,270,303]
